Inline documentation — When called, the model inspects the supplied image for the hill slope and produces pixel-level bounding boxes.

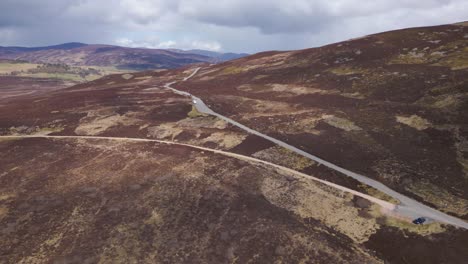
[1,23,468,263]
[177,22,468,219]
[170,49,249,62]
[0,43,214,71]
[0,43,249,71]
[1,66,468,264]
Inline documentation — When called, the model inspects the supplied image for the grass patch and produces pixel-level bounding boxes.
[0,206,9,221]
[390,51,427,64]
[201,132,246,149]
[121,74,134,80]
[253,74,268,80]
[383,215,446,235]
[0,137,21,143]
[34,126,65,135]
[406,181,468,217]
[431,53,468,70]
[432,94,464,108]
[358,184,400,204]
[390,40,468,69]
[458,157,468,179]
[396,115,432,130]
[9,125,64,135]
[19,72,93,82]
[0,61,129,82]
[220,66,244,75]
[277,148,316,170]
[322,114,362,132]
[328,66,368,75]
[187,105,206,118]
[0,193,16,201]
[416,89,465,109]
[253,146,316,170]
[0,62,39,74]
[368,204,447,235]
[92,66,129,75]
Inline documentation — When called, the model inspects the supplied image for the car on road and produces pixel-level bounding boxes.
[192,99,197,104]
[412,217,426,225]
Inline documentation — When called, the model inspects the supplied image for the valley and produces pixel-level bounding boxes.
[1,21,467,264]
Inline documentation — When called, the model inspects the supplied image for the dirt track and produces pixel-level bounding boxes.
[165,67,468,230]
[0,135,396,212]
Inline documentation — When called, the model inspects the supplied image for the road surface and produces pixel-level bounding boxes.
[162,67,468,229]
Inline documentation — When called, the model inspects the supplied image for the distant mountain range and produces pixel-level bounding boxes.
[1,21,468,264]
[168,49,249,63]
[0,42,248,70]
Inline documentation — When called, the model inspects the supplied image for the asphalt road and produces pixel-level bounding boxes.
[164,67,468,229]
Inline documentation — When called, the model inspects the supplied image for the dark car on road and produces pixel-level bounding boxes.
[412,217,426,225]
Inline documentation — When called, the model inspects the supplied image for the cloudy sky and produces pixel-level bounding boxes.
[0,0,467,53]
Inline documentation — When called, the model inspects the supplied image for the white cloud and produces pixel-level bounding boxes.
[188,40,222,51]
[115,37,135,47]
[115,37,222,51]
[156,41,178,49]
[0,0,467,52]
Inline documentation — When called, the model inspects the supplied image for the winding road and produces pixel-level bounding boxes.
[163,67,468,230]
[2,68,466,229]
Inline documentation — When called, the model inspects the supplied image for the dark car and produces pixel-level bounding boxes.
[412,217,426,225]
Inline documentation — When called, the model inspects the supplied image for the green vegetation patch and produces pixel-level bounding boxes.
[396,115,432,130]
[349,70,402,96]
[368,204,447,235]
[328,66,368,76]
[121,74,134,80]
[458,157,468,179]
[0,206,9,221]
[358,184,400,204]
[382,214,446,235]
[406,181,468,217]
[19,72,91,82]
[0,61,39,74]
[390,40,468,69]
[416,93,465,109]
[431,52,468,70]
[253,146,316,171]
[187,105,207,118]
[0,62,122,82]
[9,125,64,135]
[390,51,428,64]
[0,137,21,143]
[220,66,244,75]
[321,114,362,132]
[253,74,269,80]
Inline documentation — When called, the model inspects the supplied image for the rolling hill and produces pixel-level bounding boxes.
[170,49,250,63]
[1,22,468,263]
[177,22,468,220]
[0,43,247,71]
